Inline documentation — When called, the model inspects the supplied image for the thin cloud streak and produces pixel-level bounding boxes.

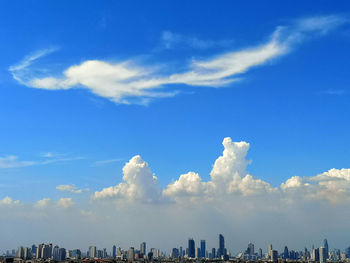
[0,155,84,169]
[91,158,123,167]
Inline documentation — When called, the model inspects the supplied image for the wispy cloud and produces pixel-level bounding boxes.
[9,15,347,105]
[0,154,84,169]
[9,47,58,86]
[321,89,346,95]
[160,31,233,50]
[56,184,85,194]
[91,158,122,166]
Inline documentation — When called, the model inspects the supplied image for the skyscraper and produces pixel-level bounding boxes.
[128,247,135,261]
[212,248,216,259]
[140,242,146,257]
[268,244,273,259]
[200,240,206,258]
[320,247,327,263]
[247,243,254,255]
[113,245,116,259]
[283,246,289,259]
[324,239,329,259]
[89,246,97,258]
[188,238,195,258]
[218,234,225,258]
[36,244,43,259]
[271,250,278,262]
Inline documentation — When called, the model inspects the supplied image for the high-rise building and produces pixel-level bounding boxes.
[212,248,216,259]
[171,248,179,258]
[36,244,43,259]
[312,248,320,261]
[324,239,329,259]
[179,246,183,258]
[71,249,81,259]
[41,244,52,259]
[128,247,135,261]
[188,238,195,258]
[271,250,278,262]
[113,245,117,259]
[247,243,254,256]
[218,234,225,258]
[89,246,97,258]
[140,242,146,257]
[320,247,327,263]
[31,245,37,257]
[117,247,122,258]
[200,240,206,258]
[258,248,263,259]
[195,248,200,259]
[53,246,60,261]
[283,246,289,259]
[268,244,273,259]
[16,247,25,259]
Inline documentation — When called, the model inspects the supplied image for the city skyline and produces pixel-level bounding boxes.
[7,236,350,262]
[1,0,350,255]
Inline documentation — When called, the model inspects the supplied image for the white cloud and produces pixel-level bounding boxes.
[0,155,36,168]
[1,138,350,252]
[57,197,75,208]
[56,184,83,194]
[9,15,347,105]
[93,155,165,203]
[0,196,20,206]
[163,172,210,197]
[0,154,83,169]
[35,198,51,208]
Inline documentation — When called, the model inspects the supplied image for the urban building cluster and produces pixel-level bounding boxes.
[2,236,350,263]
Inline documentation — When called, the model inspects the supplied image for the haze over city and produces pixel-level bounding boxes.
[1,0,350,258]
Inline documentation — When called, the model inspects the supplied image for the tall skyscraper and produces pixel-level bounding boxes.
[271,250,278,262]
[268,244,273,259]
[283,246,289,259]
[312,248,320,261]
[36,244,43,259]
[324,239,329,259]
[320,247,327,263]
[41,244,52,259]
[212,248,216,259]
[113,245,116,259]
[140,242,146,257]
[247,243,254,255]
[188,238,195,258]
[218,234,225,258]
[200,240,206,258]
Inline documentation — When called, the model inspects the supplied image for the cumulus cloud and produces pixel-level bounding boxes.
[0,196,20,206]
[35,198,51,208]
[9,15,347,105]
[56,184,83,194]
[57,198,75,208]
[93,155,165,203]
[1,138,350,252]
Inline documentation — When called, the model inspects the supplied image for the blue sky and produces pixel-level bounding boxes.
[1,0,350,252]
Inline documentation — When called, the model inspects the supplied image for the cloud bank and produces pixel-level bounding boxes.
[9,15,347,105]
[1,137,350,251]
